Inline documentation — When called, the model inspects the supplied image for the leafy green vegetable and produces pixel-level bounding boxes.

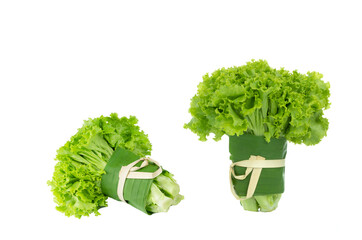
[185,60,330,212]
[48,113,182,218]
[184,59,330,145]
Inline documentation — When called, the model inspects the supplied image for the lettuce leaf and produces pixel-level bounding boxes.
[185,59,330,145]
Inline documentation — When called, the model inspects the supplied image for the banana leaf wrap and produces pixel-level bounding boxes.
[101,147,161,214]
[229,134,287,196]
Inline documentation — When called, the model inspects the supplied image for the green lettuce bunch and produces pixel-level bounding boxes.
[48,113,183,218]
[185,59,330,211]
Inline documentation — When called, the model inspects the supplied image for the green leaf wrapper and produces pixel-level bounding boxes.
[229,134,287,196]
[101,148,160,214]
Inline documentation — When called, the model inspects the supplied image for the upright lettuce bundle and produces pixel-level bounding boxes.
[48,113,183,218]
[185,60,330,212]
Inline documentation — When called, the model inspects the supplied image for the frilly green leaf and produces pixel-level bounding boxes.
[185,59,330,145]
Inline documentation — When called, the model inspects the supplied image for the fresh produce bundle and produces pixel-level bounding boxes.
[185,60,330,212]
[48,113,183,218]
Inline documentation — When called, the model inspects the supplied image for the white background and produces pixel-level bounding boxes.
[1,1,361,239]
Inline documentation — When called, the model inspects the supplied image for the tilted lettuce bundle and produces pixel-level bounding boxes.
[48,113,183,218]
[185,59,330,212]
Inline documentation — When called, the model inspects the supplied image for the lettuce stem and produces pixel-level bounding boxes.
[146,171,183,213]
[240,194,282,212]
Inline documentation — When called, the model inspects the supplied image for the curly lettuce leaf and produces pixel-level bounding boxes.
[185,59,330,145]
